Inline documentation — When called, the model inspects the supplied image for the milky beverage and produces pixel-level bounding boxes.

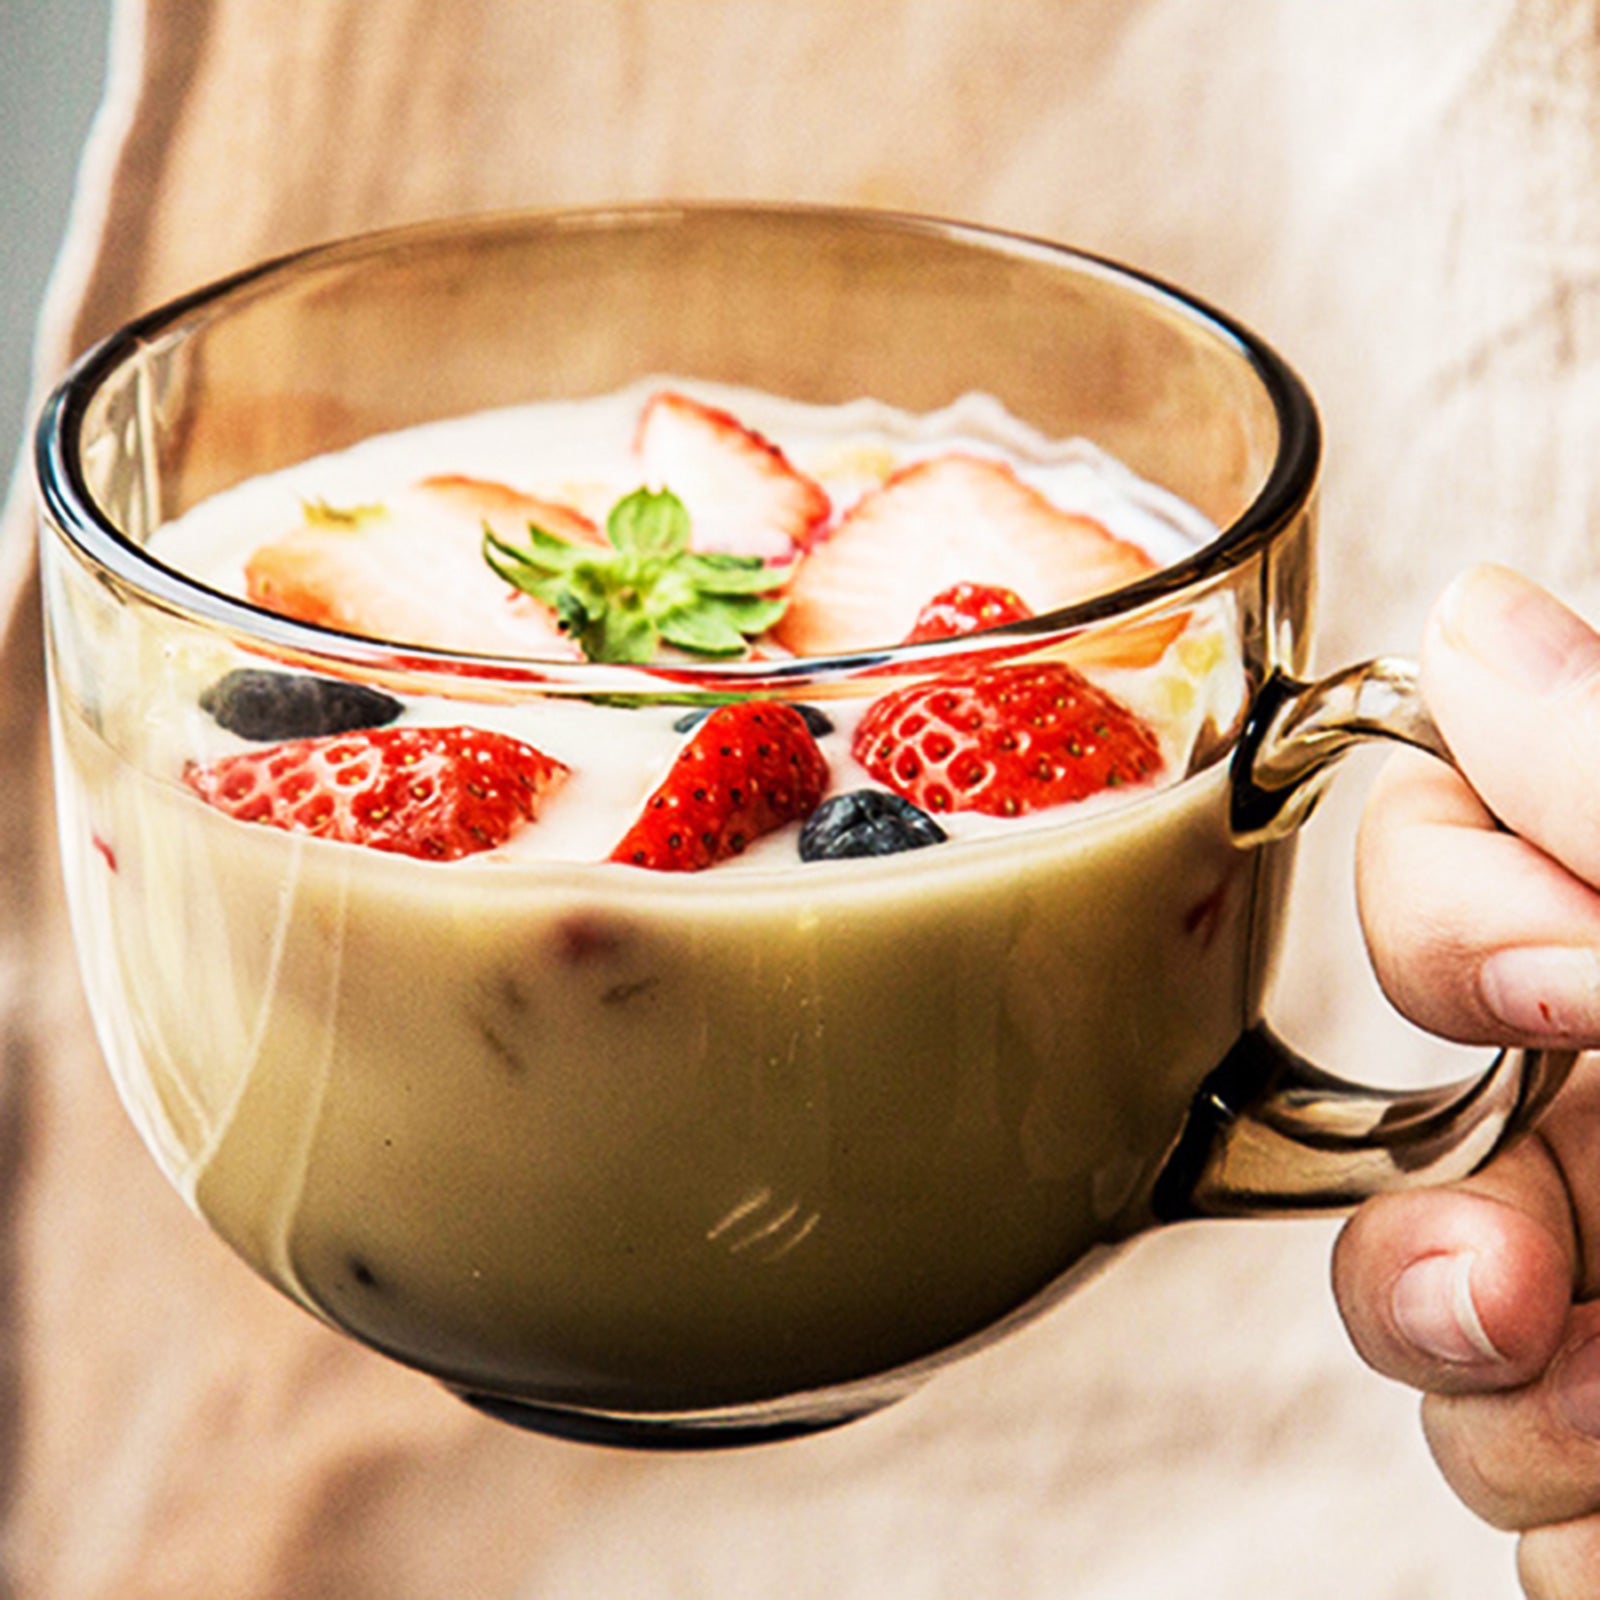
[51,382,1272,1414]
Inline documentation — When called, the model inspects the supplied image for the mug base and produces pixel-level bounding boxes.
[448,1385,885,1450]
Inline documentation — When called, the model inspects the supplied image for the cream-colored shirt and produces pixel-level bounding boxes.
[4,3,1594,1594]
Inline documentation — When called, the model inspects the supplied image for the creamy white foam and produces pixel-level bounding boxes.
[146,381,1241,868]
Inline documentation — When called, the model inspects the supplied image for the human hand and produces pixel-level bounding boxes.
[1336,562,1600,1597]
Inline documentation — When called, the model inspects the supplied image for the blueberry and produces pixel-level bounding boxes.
[799,790,948,861]
[200,669,404,741]
[673,702,835,738]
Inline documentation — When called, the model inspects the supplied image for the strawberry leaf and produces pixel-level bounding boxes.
[657,607,750,656]
[483,487,789,664]
[607,487,690,558]
[708,594,789,633]
[587,596,659,664]
[301,497,386,530]
[680,553,789,595]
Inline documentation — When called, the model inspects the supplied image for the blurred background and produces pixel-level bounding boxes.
[1,0,109,468]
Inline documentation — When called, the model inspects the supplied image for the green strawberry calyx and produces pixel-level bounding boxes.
[482,487,789,664]
[300,496,387,530]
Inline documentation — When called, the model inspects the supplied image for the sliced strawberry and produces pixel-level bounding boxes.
[415,474,605,548]
[184,725,569,861]
[904,582,1032,644]
[853,661,1163,818]
[634,390,830,561]
[775,454,1160,657]
[610,702,829,871]
[243,482,588,658]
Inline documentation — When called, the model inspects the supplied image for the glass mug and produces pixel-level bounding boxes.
[35,205,1573,1449]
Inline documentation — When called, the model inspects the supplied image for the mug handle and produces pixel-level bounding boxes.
[1153,658,1578,1221]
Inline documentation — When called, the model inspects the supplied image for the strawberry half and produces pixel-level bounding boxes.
[184,725,569,861]
[775,454,1159,657]
[610,702,829,871]
[634,390,830,561]
[853,661,1163,818]
[416,474,605,548]
[243,480,591,658]
[904,581,1033,643]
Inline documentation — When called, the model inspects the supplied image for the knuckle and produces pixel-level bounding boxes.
[1519,1518,1600,1600]
[1421,1393,1551,1532]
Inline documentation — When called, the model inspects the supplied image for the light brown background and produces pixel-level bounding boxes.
[4,2,1597,1595]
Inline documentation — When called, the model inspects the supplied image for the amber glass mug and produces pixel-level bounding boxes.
[35,205,1572,1448]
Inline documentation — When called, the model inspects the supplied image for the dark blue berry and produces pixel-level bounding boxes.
[674,702,834,738]
[200,669,404,741]
[799,790,948,861]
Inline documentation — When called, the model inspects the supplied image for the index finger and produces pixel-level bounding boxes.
[1423,564,1600,886]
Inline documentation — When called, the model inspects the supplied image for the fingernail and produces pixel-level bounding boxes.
[1391,1252,1504,1365]
[1554,1335,1600,1438]
[1434,564,1600,696]
[1480,945,1600,1040]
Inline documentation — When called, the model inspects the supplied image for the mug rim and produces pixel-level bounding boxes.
[35,201,1321,695]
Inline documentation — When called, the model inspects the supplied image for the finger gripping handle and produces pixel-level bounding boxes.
[1161,660,1575,1219]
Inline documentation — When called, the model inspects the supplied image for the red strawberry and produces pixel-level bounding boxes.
[634,390,831,561]
[853,661,1163,818]
[184,725,569,860]
[416,474,605,547]
[904,581,1032,643]
[243,480,591,658]
[776,454,1163,659]
[611,702,829,871]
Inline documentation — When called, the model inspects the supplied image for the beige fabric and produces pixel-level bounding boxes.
[5,0,1598,1594]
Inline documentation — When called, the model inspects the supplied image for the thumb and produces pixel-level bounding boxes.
[1333,1133,1575,1395]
